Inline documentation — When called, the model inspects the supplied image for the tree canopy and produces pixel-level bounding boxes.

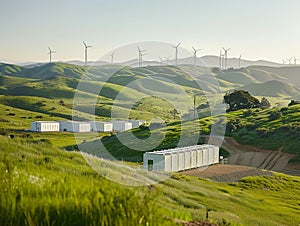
[224,90,260,112]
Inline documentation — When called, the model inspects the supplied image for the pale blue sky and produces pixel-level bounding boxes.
[1,0,300,63]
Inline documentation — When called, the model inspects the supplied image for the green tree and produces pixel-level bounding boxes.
[224,90,260,112]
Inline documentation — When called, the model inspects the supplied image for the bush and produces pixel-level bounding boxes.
[280,107,288,112]
[7,113,16,116]
[34,101,46,107]
[224,90,260,112]
[260,97,271,109]
[269,111,282,120]
[59,100,65,106]
[288,100,300,107]
[243,109,253,117]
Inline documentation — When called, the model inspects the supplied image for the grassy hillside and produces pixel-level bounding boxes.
[89,104,300,163]
[1,135,300,225]
[241,80,300,98]
[226,104,300,162]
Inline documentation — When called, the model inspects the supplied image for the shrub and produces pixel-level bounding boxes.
[288,100,300,107]
[224,90,260,112]
[269,111,282,120]
[34,101,46,107]
[260,97,271,109]
[243,109,253,117]
[59,100,65,106]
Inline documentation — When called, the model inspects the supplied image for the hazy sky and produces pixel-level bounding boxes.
[1,0,300,63]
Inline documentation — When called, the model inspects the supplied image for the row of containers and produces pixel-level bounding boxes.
[30,120,145,133]
[143,145,219,172]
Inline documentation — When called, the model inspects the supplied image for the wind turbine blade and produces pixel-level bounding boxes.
[83,41,87,47]
[176,42,181,48]
[192,46,196,52]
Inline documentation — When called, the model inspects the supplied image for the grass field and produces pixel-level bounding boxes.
[0,135,299,225]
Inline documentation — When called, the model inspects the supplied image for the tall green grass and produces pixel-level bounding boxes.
[0,136,171,226]
[0,135,300,225]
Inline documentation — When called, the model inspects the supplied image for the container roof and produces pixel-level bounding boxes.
[59,121,90,124]
[31,121,59,123]
[145,144,217,155]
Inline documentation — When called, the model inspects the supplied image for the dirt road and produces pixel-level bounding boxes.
[203,136,299,176]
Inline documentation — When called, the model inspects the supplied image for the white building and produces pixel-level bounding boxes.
[59,121,91,133]
[143,145,219,172]
[112,120,132,132]
[90,121,113,132]
[30,121,60,132]
[129,120,145,128]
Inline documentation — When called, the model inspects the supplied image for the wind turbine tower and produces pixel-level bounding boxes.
[110,52,115,64]
[192,47,201,66]
[159,57,164,65]
[83,41,92,66]
[48,47,55,63]
[219,50,222,69]
[282,59,286,65]
[172,42,181,66]
[222,47,231,69]
[294,56,299,65]
[137,46,146,67]
[239,54,242,68]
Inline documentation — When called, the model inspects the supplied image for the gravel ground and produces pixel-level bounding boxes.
[181,164,273,182]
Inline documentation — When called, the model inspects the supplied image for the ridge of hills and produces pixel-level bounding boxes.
[0,62,299,97]
[14,55,283,68]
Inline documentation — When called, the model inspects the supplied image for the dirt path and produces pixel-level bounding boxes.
[182,164,272,182]
[204,136,298,176]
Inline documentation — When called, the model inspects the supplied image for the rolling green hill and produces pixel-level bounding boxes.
[241,80,300,98]
[81,104,300,163]
[0,63,23,76]
[216,71,258,85]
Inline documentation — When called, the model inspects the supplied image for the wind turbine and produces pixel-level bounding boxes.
[137,46,146,67]
[48,47,55,63]
[172,42,181,65]
[110,52,115,64]
[219,50,223,69]
[294,56,299,65]
[192,47,201,66]
[165,56,171,65]
[238,54,242,68]
[159,57,164,65]
[222,47,231,69]
[222,54,226,69]
[83,41,92,66]
[287,57,293,65]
